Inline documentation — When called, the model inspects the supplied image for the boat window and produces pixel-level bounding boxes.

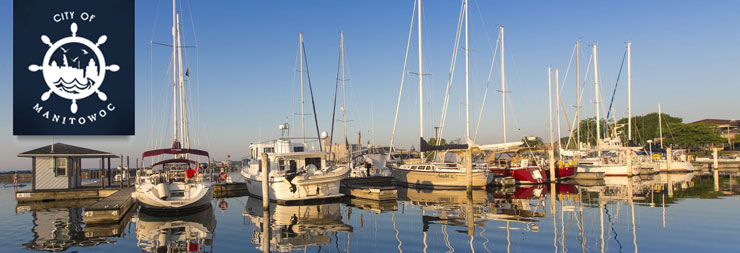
[410,166,418,170]
[305,157,321,169]
[278,159,285,171]
[55,157,67,177]
[264,147,275,153]
[294,147,304,152]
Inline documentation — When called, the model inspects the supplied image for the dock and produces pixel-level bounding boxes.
[83,187,136,224]
[214,182,249,198]
[15,187,120,202]
[340,176,398,203]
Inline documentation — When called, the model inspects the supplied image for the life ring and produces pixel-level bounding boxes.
[218,172,227,181]
[218,200,228,210]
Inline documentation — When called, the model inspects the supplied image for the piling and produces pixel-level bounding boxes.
[549,150,556,180]
[627,150,633,176]
[465,149,473,192]
[119,155,123,189]
[713,148,719,171]
[261,152,269,209]
[666,148,672,172]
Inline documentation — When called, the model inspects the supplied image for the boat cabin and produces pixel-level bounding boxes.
[18,143,118,191]
[249,139,327,175]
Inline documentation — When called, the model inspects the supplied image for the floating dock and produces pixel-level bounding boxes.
[16,188,119,202]
[341,185,397,201]
[83,187,136,224]
[214,183,249,198]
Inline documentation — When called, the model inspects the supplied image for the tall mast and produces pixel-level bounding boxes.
[418,0,424,162]
[176,13,188,149]
[556,69,562,158]
[575,40,580,149]
[627,42,632,143]
[500,26,507,143]
[171,0,178,144]
[300,32,305,143]
[341,31,348,153]
[658,103,663,149]
[548,67,554,152]
[464,0,470,140]
[593,44,601,149]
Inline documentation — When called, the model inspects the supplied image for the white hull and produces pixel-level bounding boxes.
[652,161,696,172]
[133,180,213,211]
[577,164,640,176]
[243,166,348,201]
[390,167,491,189]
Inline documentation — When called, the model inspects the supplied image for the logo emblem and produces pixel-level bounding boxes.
[28,22,119,114]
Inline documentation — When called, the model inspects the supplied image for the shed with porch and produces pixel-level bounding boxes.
[18,143,118,191]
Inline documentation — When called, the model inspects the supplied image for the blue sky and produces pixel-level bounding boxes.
[1,0,738,170]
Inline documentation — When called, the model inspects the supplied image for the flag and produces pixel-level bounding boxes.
[185,68,190,77]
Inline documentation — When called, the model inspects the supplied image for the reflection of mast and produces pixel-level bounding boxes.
[629,178,638,252]
[392,212,403,253]
[551,183,558,252]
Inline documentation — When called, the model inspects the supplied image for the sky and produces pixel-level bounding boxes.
[1,0,738,170]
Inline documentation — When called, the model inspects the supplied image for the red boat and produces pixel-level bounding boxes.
[491,166,575,184]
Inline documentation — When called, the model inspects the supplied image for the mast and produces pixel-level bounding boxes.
[418,0,424,162]
[300,32,305,144]
[176,13,188,149]
[500,26,507,143]
[576,40,580,149]
[464,0,470,140]
[171,0,178,144]
[593,44,601,150]
[627,42,632,143]
[556,69,562,159]
[341,31,348,158]
[658,103,663,149]
[548,67,554,152]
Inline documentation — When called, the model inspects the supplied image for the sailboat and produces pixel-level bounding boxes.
[133,0,213,213]
[388,0,513,189]
[240,34,349,202]
[647,104,697,172]
[575,43,641,177]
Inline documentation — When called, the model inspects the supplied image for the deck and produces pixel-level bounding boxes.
[83,187,136,224]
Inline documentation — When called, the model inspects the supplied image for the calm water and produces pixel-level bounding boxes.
[1,173,739,252]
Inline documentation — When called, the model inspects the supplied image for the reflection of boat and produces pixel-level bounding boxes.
[136,207,216,252]
[243,197,352,252]
[241,125,349,202]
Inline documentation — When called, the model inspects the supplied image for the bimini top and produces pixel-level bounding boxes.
[151,158,199,167]
[18,143,118,158]
[142,148,209,158]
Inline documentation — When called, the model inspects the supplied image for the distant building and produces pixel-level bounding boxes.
[18,143,117,191]
[691,119,740,145]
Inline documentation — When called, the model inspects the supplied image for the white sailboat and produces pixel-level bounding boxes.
[388,0,496,189]
[575,44,640,177]
[133,0,213,213]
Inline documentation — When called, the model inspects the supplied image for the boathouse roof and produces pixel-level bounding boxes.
[18,143,118,158]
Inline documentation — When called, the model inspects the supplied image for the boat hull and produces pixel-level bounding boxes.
[244,167,348,202]
[577,164,640,177]
[133,183,214,214]
[390,168,490,189]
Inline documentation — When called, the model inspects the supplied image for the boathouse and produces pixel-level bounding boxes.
[18,143,118,191]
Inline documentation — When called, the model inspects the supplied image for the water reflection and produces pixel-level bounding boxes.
[243,197,353,252]
[19,200,116,251]
[135,207,216,252]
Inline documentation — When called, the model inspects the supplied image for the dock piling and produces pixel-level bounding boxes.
[261,152,269,209]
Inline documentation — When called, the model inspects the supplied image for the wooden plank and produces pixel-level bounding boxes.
[83,188,136,224]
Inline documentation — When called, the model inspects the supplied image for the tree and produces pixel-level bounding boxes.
[664,122,724,150]
[521,136,543,148]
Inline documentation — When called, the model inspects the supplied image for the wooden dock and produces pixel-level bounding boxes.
[341,185,397,201]
[83,187,136,224]
[214,183,249,198]
[16,188,119,202]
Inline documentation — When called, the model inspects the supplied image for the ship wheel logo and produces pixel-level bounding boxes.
[28,22,119,114]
